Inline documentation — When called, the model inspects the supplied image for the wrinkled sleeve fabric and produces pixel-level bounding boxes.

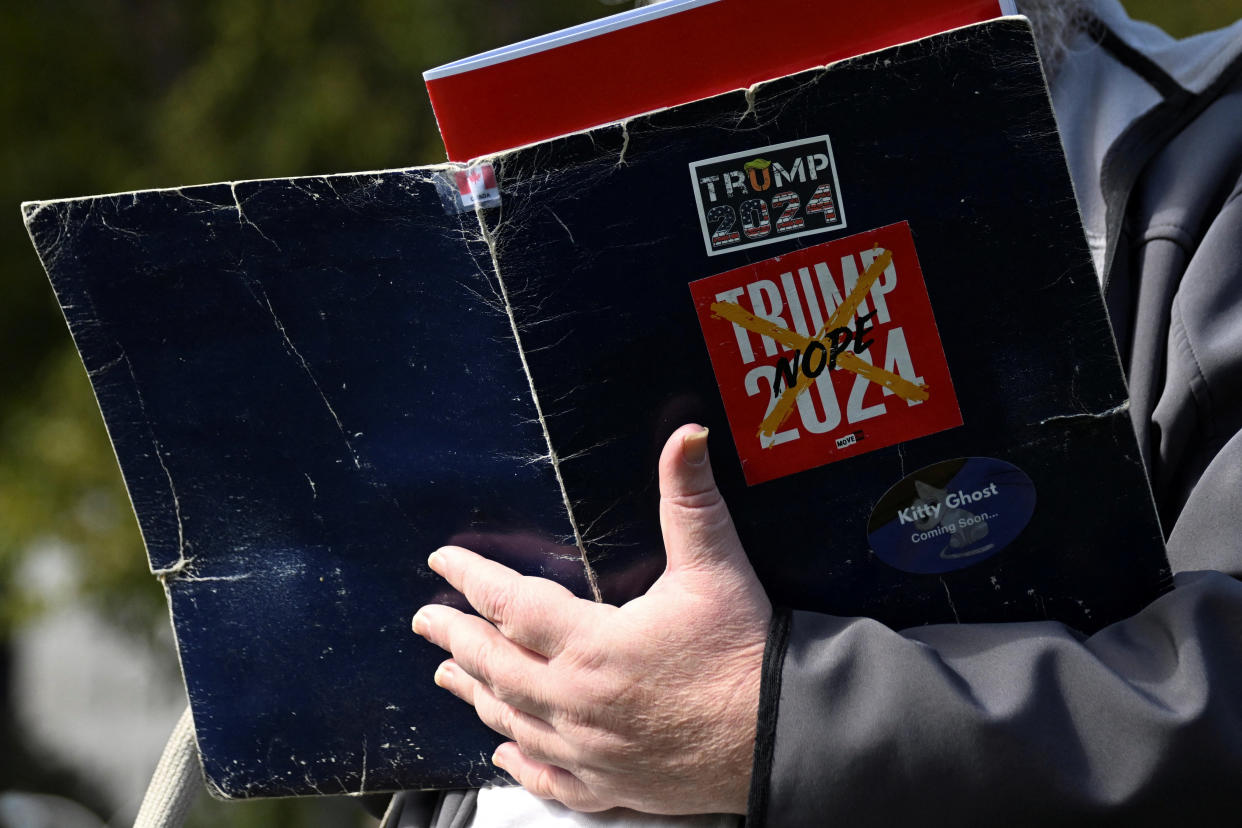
[1155,183,1242,573]
[750,571,1242,826]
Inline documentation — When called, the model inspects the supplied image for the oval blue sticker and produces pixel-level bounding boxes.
[867,457,1036,574]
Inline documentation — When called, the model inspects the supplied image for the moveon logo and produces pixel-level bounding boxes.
[690,135,846,256]
[836,430,864,450]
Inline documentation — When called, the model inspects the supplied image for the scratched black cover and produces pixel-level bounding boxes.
[494,19,1168,628]
[22,19,1168,798]
[22,174,592,795]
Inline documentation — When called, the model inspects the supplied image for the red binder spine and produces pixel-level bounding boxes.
[425,0,1010,161]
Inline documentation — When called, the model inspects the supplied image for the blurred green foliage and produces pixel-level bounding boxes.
[1125,0,1241,36]
[0,1,1238,825]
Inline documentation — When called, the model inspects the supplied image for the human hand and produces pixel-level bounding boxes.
[411,424,771,814]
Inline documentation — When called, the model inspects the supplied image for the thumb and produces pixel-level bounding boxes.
[658,424,748,574]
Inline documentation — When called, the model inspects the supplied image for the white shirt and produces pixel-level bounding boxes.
[470,787,739,828]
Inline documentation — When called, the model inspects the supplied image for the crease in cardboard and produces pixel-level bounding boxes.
[469,193,604,603]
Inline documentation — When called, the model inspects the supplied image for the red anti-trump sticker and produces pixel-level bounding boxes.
[689,221,961,485]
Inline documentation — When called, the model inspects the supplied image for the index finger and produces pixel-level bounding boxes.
[428,545,586,657]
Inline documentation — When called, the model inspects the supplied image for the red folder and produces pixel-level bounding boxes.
[425,0,1015,161]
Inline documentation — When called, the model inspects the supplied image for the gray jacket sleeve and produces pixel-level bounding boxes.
[753,571,1242,826]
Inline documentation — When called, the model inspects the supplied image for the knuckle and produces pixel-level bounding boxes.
[555,716,621,769]
[489,675,525,708]
[524,764,559,799]
[552,700,593,732]
[661,485,723,512]
[479,581,515,626]
[497,704,520,740]
[464,635,501,686]
[564,692,607,729]
[559,636,609,674]
[477,690,514,737]
[580,673,623,708]
[671,506,736,545]
[518,761,604,813]
[575,725,626,764]
[518,737,558,768]
[561,783,606,814]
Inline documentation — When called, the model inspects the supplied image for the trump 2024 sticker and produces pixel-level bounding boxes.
[688,221,961,485]
[689,135,846,256]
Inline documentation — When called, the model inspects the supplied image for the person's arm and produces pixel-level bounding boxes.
[750,569,1242,826]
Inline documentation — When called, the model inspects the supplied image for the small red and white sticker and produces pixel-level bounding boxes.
[453,163,501,209]
[689,221,962,485]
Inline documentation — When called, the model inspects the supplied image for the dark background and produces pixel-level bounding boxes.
[1,2,1237,825]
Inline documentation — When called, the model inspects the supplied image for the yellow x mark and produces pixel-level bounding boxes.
[708,247,930,442]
